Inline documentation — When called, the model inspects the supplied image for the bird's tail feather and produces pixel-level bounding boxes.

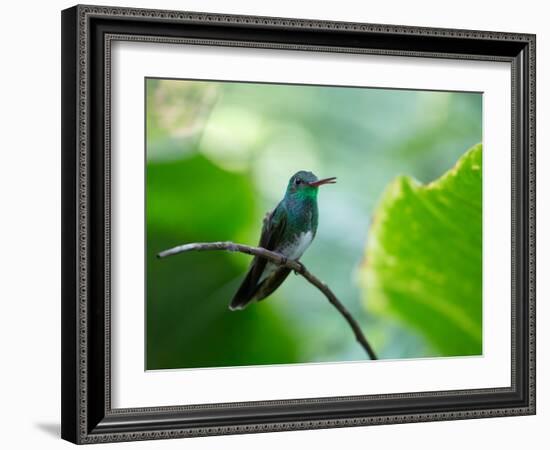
[229,268,259,311]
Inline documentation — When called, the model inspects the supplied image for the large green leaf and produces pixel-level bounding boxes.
[360,144,482,357]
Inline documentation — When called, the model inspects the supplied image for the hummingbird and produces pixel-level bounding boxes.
[229,171,336,311]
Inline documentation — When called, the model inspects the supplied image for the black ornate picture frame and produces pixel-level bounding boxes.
[61,4,536,444]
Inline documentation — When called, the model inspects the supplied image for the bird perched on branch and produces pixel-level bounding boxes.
[230,171,336,310]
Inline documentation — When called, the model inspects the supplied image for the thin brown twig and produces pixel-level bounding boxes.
[157,241,378,360]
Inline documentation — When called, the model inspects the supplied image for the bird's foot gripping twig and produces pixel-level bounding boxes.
[293,261,305,275]
[157,241,378,360]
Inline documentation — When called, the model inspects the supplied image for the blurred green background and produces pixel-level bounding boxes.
[146,78,482,370]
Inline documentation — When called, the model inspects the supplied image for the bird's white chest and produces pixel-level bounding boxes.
[279,231,314,260]
[259,231,314,283]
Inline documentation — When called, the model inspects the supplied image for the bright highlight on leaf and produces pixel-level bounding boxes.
[360,143,482,357]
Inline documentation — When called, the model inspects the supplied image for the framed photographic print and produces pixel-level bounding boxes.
[61,4,536,444]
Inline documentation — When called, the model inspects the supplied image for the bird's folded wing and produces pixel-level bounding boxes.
[249,204,287,283]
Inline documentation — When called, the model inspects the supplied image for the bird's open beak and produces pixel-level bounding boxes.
[308,177,337,187]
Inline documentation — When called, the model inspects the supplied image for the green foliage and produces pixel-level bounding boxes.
[360,144,482,356]
[147,154,301,369]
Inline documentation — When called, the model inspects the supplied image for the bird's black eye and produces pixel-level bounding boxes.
[295,178,302,185]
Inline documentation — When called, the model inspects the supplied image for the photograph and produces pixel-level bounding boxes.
[146,78,483,370]
[59,4,536,444]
